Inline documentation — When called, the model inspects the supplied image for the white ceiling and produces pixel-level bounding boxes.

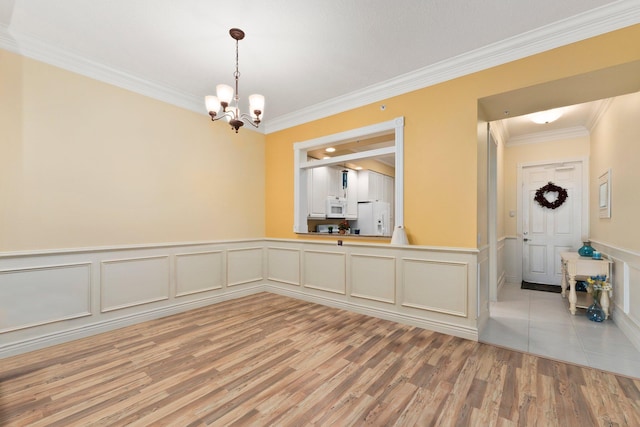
[1,0,638,135]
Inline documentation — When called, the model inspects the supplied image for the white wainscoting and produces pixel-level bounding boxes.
[175,250,224,297]
[476,245,490,333]
[0,263,92,333]
[101,256,170,312]
[227,247,264,286]
[0,240,265,358]
[401,257,468,317]
[267,241,479,340]
[350,253,395,304]
[267,247,301,287]
[1,239,480,358]
[504,236,520,284]
[591,240,640,352]
[303,250,346,294]
[496,237,506,293]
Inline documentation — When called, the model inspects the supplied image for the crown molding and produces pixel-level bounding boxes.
[506,126,590,146]
[1,2,639,135]
[0,24,205,116]
[489,121,508,147]
[0,24,18,52]
[265,1,640,133]
[585,98,615,131]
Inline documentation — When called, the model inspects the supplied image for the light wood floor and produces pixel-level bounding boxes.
[2,293,639,426]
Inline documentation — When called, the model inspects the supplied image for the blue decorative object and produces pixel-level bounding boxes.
[586,300,605,322]
[578,241,594,257]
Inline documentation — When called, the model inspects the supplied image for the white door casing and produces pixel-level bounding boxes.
[521,161,586,285]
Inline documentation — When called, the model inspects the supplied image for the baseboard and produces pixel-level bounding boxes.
[497,271,506,294]
[266,284,479,341]
[0,285,266,359]
[2,282,479,359]
[612,307,640,353]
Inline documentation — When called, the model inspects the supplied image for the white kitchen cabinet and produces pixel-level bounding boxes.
[327,167,343,198]
[308,166,359,219]
[345,169,358,219]
[308,166,329,218]
[357,170,385,202]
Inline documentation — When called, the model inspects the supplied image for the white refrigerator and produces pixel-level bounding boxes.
[354,201,391,236]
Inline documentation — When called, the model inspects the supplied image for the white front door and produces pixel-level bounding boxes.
[522,162,583,285]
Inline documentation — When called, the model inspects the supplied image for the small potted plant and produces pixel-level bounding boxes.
[328,226,333,234]
[338,220,349,235]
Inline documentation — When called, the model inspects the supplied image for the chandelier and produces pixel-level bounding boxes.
[205,28,265,133]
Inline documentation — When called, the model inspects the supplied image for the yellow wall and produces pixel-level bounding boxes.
[0,50,266,251]
[590,91,640,252]
[502,135,591,237]
[3,25,639,251]
[265,24,640,247]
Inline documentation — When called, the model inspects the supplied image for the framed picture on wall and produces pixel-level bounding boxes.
[598,169,611,218]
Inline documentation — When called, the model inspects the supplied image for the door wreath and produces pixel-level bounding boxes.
[534,182,568,209]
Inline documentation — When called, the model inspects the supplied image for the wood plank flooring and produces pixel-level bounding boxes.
[1,292,639,426]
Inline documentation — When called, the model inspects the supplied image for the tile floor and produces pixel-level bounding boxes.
[480,282,640,378]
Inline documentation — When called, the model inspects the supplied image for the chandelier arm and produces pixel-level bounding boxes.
[239,113,261,127]
[209,110,236,122]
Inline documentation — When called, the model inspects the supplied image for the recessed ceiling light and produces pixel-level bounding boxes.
[529,108,564,124]
[323,156,331,160]
[325,147,336,153]
[355,166,363,170]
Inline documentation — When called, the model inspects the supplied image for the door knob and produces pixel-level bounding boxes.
[523,238,530,242]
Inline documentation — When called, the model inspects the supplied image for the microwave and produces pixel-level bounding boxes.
[326,197,347,218]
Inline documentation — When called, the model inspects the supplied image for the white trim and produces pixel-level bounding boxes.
[0,285,264,358]
[265,1,640,133]
[589,239,640,352]
[0,24,18,52]
[293,117,404,233]
[267,285,478,341]
[586,98,614,131]
[0,239,264,259]
[2,3,638,134]
[506,126,590,146]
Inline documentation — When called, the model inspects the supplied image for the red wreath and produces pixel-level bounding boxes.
[534,182,568,209]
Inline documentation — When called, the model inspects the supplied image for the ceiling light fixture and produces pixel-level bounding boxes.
[205,28,264,133]
[529,108,564,124]
[325,147,336,153]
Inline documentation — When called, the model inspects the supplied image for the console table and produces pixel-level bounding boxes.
[560,252,613,318]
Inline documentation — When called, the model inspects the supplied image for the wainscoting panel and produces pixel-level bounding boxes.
[350,253,395,304]
[227,247,263,287]
[504,236,519,284]
[401,258,468,317]
[628,263,640,328]
[303,250,346,294]
[0,263,91,333]
[591,240,640,352]
[101,256,170,312]
[496,237,506,294]
[175,251,224,297]
[267,247,301,286]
